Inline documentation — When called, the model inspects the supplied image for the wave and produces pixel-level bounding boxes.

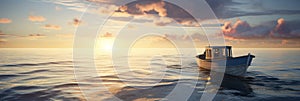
[19,69,49,74]
[0,61,73,67]
[0,74,24,80]
[51,83,80,89]
[1,85,83,101]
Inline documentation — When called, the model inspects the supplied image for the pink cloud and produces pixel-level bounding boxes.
[28,15,46,22]
[0,18,12,24]
[42,24,61,30]
[221,18,300,42]
[222,19,251,35]
[136,0,167,17]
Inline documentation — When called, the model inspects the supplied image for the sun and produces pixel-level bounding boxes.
[103,42,113,50]
[98,38,114,51]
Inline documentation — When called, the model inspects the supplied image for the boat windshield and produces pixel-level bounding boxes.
[213,48,226,58]
[206,47,230,59]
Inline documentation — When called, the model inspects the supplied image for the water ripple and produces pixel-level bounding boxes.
[0,61,72,67]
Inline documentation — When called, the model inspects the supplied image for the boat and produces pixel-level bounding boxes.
[196,46,255,76]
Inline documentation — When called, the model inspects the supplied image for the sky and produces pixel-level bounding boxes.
[0,0,300,48]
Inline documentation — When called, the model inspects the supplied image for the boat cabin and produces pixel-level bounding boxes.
[204,46,232,59]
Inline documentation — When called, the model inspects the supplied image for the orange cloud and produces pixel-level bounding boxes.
[0,39,7,43]
[221,21,234,34]
[273,18,290,35]
[28,15,46,22]
[178,19,200,27]
[101,32,113,37]
[119,5,128,12]
[42,24,61,30]
[0,18,12,24]
[281,39,288,45]
[136,0,167,17]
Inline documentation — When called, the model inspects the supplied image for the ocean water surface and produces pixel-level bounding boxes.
[0,48,299,101]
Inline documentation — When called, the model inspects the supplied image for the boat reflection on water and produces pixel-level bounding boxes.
[203,70,254,96]
[110,69,254,101]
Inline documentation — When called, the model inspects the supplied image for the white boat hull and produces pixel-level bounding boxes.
[196,54,255,77]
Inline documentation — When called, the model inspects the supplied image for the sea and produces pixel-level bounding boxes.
[0,48,299,101]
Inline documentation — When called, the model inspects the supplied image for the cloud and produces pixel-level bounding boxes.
[28,15,46,22]
[0,18,12,24]
[71,18,82,26]
[42,24,61,30]
[135,0,167,17]
[50,0,200,27]
[0,31,15,43]
[273,18,290,35]
[270,18,300,38]
[0,31,4,36]
[50,0,86,8]
[0,39,7,43]
[222,19,251,35]
[222,18,300,40]
[0,31,16,37]
[205,0,300,19]
[55,6,62,11]
[49,0,90,14]
[56,33,74,38]
[153,17,173,26]
[113,0,200,27]
[51,0,300,25]
[86,0,118,4]
[26,34,46,40]
[0,31,7,43]
[94,4,119,14]
[0,31,47,43]
[101,32,113,37]
[49,0,119,15]
[281,39,288,45]
[118,0,168,17]
[177,19,200,27]
[113,12,133,18]
[28,34,44,37]
[6,33,47,41]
